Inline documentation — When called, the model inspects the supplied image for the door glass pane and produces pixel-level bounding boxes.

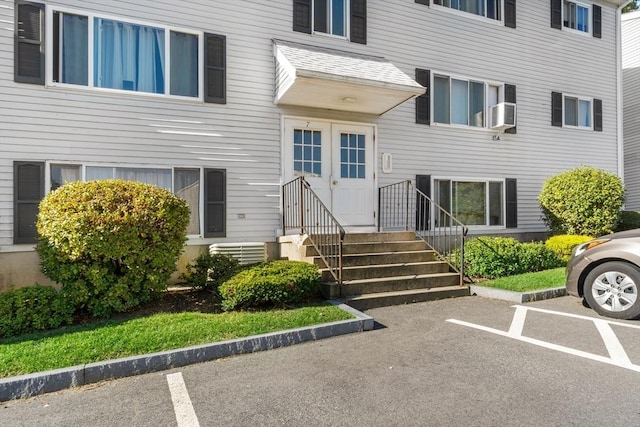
[434,76,450,124]
[175,168,200,235]
[294,129,322,176]
[451,79,469,125]
[452,181,486,225]
[50,164,80,191]
[340,132,365,179]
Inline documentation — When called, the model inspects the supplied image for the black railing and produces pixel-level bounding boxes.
[282,177,345,284]
[378,180,467,284]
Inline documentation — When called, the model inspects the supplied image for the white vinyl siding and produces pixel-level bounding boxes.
[622,12,640,210]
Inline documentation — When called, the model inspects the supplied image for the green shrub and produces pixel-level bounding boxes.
[537,166,624,236]
[616,211,640,232]
[0,285,74,339]
[219,261,321,311]
[37,180,190,318]
[181,252,240,292]
[460,237,563,279]
[545,234,593,263]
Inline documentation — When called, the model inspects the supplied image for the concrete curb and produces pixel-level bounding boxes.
[469,285,568,303]
[0,301,373,402]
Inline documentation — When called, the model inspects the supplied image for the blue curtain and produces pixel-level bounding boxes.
[62,13,88,85]
[94,18,165,94]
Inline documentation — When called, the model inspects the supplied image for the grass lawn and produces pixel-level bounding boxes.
[0,303,353,378]
[478,267,566,292]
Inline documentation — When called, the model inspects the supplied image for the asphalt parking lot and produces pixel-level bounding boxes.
[1,295,639,427]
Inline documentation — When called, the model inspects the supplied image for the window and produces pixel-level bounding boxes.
[563,0,589,33]
[14,2,226,102]
[44,164,221,238]
[434,178,505,227]
[293,129,322,176]
[293,0,367,44]
[551,0,601,38]
[432,74,497,128]
[551,92,602,131]
[433,0,502,20]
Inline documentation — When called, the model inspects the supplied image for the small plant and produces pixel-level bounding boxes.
[181,252,240,291]
[0,285,74,339]
[37,180,190,318]
[545,234,593,263]
[459,237,563,279]
[219,260,321,311]
[538,166,624,236]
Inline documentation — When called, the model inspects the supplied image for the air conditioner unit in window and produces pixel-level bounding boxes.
[490,102,517,130]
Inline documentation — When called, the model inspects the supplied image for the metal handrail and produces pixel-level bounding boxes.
[282,177,345,285]
[378,180,468,285]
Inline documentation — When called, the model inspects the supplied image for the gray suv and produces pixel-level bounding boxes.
[566,229,640,320]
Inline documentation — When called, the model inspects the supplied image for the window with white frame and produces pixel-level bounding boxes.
[564,95,592,128]
[50,8,200,97]
[433,74,502,128]
[433,0,502,21]
[314,0,348,37]
[563,0,590,33]
[48,164,219,236]
[434,178,504,227]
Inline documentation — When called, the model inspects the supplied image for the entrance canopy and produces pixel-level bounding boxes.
[273,40,425,115]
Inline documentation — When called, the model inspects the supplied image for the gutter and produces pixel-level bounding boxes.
[617,1,633,180]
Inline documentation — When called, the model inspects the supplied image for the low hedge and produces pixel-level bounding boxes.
[181,252,240,292]
[545,234,593,263]
[219,261,321,311]
[0,285,74,339]
[461,237,563,279]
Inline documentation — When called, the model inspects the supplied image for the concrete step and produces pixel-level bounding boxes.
[304,240,428,257]
[312,250,438,267]
[344,286,470,311]
[321,261,450,282]
[337,272,461,296]
[342,231,415,243]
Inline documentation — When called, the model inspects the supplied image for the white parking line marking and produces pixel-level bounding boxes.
[508,306,527,337]
[447,305,640,373]
[167,372,200,427]
[593,319,632,366]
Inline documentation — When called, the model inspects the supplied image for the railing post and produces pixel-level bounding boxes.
[405,180,410,231]
[299,177,305,234]
[377,187,382,232]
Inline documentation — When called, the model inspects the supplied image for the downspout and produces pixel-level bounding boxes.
[617,1,633,181]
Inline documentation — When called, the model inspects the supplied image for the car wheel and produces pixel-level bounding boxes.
[583,261,640,320]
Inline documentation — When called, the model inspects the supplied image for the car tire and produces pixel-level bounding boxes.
[583,261,640,320]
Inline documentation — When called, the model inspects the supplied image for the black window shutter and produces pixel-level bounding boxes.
[14,161,44,244]
[416,175,431,231]
[551,91,563,127]
[293,0,312,33]
[204,33,226,104]
[594,98,603,132]
[415,0,430,5]
[550,0,562,29]
[415,68,430,125]
[593,5,602,39]
[15,1,45,84]
[204,168,226,238]
[505,178,517,228]
[350,0,367,44]
[313,0,328,33]
[504,0,516,28]
[504,84,517,134]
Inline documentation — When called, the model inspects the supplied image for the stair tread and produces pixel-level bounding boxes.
[344,285,468,300]
[319,261,447,272]
[341,249,436,257]
[341,272,459,285]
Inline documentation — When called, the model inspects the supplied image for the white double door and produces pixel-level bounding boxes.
[283,119,376,227]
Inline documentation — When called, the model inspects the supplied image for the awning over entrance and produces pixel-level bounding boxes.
[273,39,425,115]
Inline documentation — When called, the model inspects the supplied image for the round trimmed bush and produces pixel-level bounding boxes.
[219,260,321,311]
[37,180,190,317]
[545,234,593,263]
[538,166,624,236]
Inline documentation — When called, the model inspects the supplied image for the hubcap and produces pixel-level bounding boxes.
[591,271,638,312]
